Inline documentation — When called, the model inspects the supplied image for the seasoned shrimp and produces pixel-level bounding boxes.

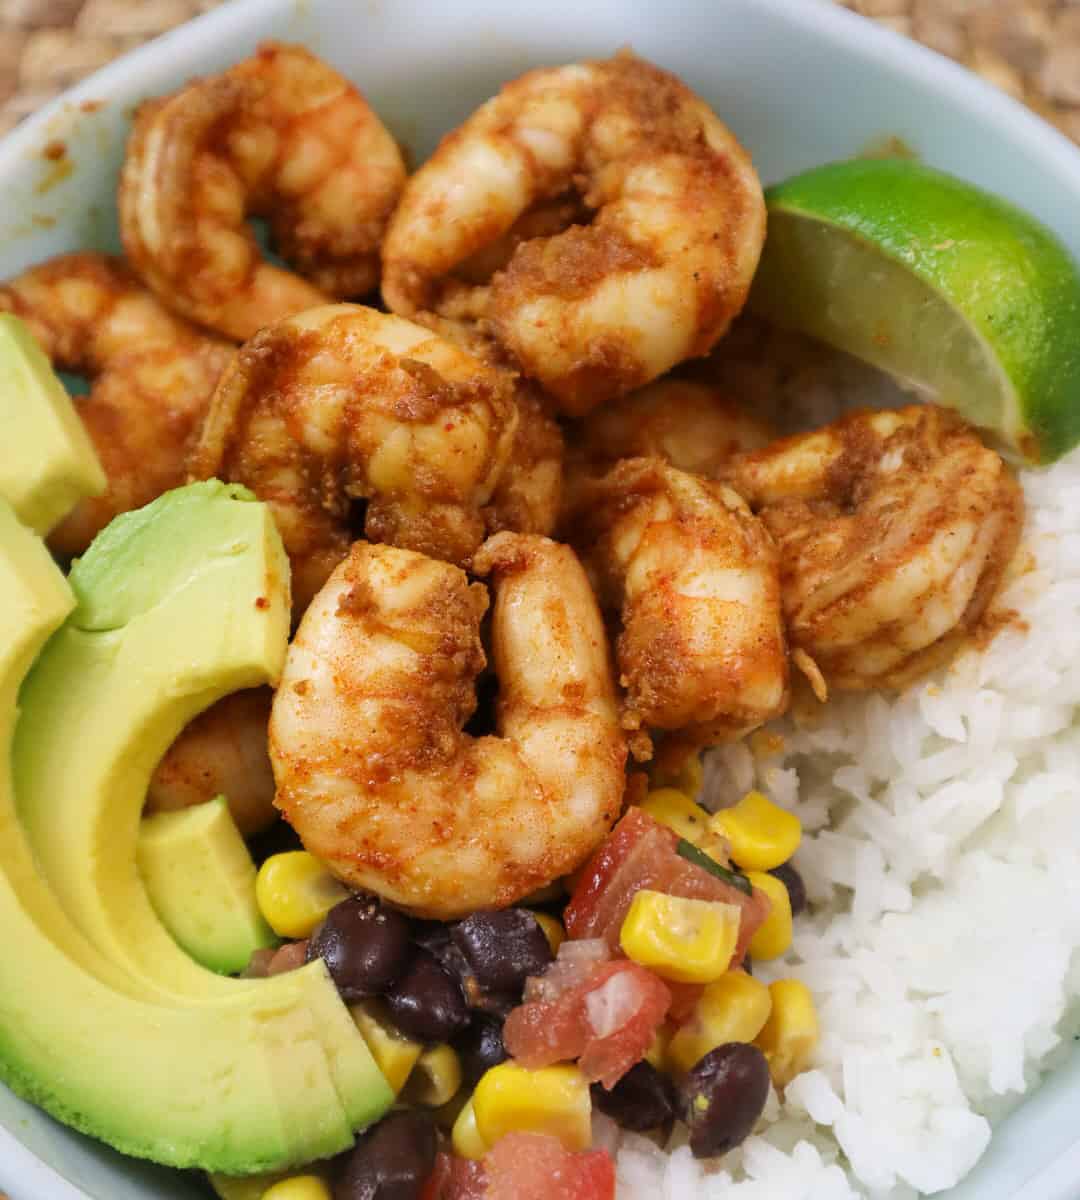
[269,534,627,918]
[188,304,518,614]
[0,252,233,556]
[120,43,406,340]
[382,53,765,415]
[414,312,564,539]
[146,689,277,837]
[565,458,788,758]
[567,375,773,479]
[725,405,1025,691]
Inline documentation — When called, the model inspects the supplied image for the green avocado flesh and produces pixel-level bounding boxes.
[138,796,278,976]
[15,480,290,1000]
[0,485,391,1170]
[0,313,105,534]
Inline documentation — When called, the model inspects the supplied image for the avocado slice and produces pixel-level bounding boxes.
[0,313,105,535]
[15,480,289,1000]
[0,498,357,1170]
[11,481,392,1138]
[138,796,278,976]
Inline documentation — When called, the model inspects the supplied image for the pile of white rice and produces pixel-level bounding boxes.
[601,339,1080,1197]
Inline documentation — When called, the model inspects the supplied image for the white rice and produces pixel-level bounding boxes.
[606,339,1080,1197]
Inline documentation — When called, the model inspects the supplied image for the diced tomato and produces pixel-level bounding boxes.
[422,1152,488,1200]
[505,958,670,1088]
[665,979,706,1023]
[484,1133,616,1200]
[564,807,770,964]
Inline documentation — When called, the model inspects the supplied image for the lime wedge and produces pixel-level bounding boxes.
[749,158,1080,463]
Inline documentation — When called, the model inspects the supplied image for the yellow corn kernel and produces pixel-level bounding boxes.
[349,999,422,1095]
[473,1063,591,1152]
[667,970,772,1075]
[532,911,566,956]
[254,851,348,940]
[709,791,801,873]
[261,1179,332,1200]
[649,753,704,798]
[746,871,793,961]
[451,1097,488,1160]
[755,979,819,1088]
[644,1023,672,1071]
[403,1043,463,1108]
[639,788,711,845]
[620,890,740,984]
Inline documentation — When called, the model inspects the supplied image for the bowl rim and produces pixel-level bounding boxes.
[2,0,1080,1197]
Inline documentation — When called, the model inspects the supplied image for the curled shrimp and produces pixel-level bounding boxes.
[381,53,765,416]
[120,43,406,340]
[565,458,788,759]
[188,303,518,614]
[725,404,1025,691]
[146,689,277,837]
[0,252,233,556]
[269,533,627,918]
[567,375,773,479]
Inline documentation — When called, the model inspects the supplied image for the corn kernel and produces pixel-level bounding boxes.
[709,791,801,872]
[451,1097,488,1160]
[254,851,348,939]
[620,890,740,984]
[667,970,772,1074]
[639,788,711,844]
[745,871,793,961]
[532,911,566,956]
[349,999,422,1095]
[644,1024,672,1071]
[261,1178,332,1200]
[755,979,819,1088]
[403,1043,463,1108]
[473,1062,591,1152]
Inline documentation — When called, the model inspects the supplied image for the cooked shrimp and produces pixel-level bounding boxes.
[413,312,564,539]
[269,533,627,918]
[725,405,1025,691]
[0,252,233,556]
[146,688,277,836]
[567,375,773,479]
[565,458,788,758]
[382,53,765,416]
[188,303,518,614]
[120,43,406,340]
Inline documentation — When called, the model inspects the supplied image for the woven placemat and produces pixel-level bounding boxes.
[0,0,1078,142]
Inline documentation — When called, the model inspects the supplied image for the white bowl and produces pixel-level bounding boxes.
[2,1,1079,1196]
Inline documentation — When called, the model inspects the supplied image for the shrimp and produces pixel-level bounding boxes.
[187,303,518,614]
[413,311,565,540]
[564,458,788,760]
[0,252,233,557]
[381,53,765,416]
[146,689,277,837]
[724,404,1025,691]
[269,533,627,918]
[120,43,406,340]
[567,375,774,480]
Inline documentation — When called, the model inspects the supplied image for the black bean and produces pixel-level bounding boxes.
[769,862,807,916]
[453,1013,508,1085]
[384,948,469,1042]
[679,1043,770,1159]
[415,921,520,1016]
[451,909,553,994]
[245,818,302,866]
[306,897,414,1002]
[591,1061,676,1132]
[333,1110,437,1200]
